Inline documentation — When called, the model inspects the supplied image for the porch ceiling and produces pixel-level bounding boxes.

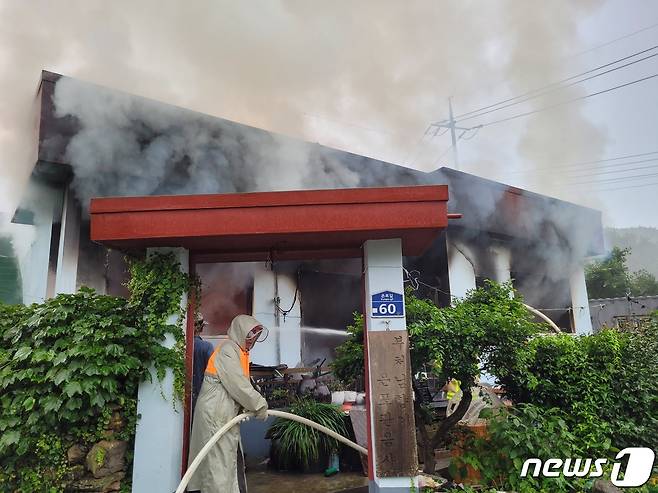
[90,185,449,261]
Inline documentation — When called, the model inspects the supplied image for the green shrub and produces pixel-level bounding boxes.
[267,398,347,471]
[331,312,364,388]
[457,317,658,492]
[497,322,658,452]
[0,252,196,492]
[454,404,592,492]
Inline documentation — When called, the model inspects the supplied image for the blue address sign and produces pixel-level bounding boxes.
[371,291,405,318]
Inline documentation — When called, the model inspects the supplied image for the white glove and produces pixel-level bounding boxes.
[255,404,269,421]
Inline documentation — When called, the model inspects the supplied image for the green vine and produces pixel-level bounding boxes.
[94,447,106,467]
[0,250,199,492]
[126,251,198,405]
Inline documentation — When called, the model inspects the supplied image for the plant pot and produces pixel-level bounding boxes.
[331,391,345,405]
[344,391,357,403]
[298,375,316,395]
[450,423,488,485]
[314,383,331,401]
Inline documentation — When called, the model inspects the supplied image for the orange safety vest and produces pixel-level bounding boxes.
[205,340,250,378]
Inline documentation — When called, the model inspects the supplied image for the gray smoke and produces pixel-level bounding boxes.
[0,1,610,313]
[53,77,362,208]
[0,0,607,215]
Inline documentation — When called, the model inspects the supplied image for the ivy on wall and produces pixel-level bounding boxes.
[126,252,199,403]
[0,251,197,492]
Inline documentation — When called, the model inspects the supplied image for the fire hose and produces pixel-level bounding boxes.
[175,409,367,493]
[523,303,561,333]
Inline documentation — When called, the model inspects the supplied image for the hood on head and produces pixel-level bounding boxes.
[227,314,263,350]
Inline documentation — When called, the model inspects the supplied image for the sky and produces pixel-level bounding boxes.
[0,0,657,229]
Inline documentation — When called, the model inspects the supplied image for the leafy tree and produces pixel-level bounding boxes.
[586,246,658,298]
[585,247,632,299]
[332,281,542,473]
[631,269,658,296]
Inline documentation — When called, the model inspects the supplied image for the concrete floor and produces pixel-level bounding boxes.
[247,468,368,493]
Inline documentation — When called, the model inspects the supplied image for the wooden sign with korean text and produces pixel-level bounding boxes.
[368,330,418,477]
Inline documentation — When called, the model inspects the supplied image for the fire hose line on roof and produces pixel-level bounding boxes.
[175,409,368,493]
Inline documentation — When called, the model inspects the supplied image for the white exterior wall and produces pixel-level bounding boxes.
[18,181,63,304]
[132,247,188,493]
[54,187,80,294]
[251,266,302,367]
[570,266,593,335]
[447,241,476,300]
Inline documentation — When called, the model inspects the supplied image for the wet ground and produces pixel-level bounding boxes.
[247,468,368,493]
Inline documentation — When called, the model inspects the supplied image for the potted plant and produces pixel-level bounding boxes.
[266,398,347,473]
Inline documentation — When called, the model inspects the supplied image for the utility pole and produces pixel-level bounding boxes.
[448,97,459,170]
[429,97,480,172]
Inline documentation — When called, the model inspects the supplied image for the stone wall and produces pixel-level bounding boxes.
[65,409,129,493]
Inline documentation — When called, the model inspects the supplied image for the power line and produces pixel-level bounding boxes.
[574,21,658,58]
[563,178,658,193]
[522,159,658,179]
[434,41,658,124]
[429,126,475,168]
[431,143,456,168]
[477,72,658,128]
[559,162,658,178]
[428,20,658,131]
[506,151,658,174]
[455,49,658,123]
[564,170,658,187]
[594,180,658,193]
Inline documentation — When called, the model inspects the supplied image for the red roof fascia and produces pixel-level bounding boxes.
[90,185,449,260]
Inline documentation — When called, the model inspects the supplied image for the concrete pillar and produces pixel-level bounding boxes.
[490,245,511,284]
[132,247,188,493]
[18,181,63,304]
[363,239,418,493]
[251,266,301,366]
[54,187,80,294]
[570,266,593,335]
[447,241,476,300]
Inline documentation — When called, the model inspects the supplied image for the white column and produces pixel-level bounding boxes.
[54,187,80,294]
[275,272,302,367]
[132,247,188,493]
[447,242,476,300]
[19,181,63,304]
[364,239,418,493]
[490,245,511,284]
[570,266,593,335]
[251,267,301,366]
[251,268,278,365]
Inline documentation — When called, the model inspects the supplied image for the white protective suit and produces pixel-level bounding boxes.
[188,315,268,493]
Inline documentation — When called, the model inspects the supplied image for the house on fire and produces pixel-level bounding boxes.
[10,70,604,370]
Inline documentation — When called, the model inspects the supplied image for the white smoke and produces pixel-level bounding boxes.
[0,0,608,216]
[53,76,362,207]
[0,0,612,309]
